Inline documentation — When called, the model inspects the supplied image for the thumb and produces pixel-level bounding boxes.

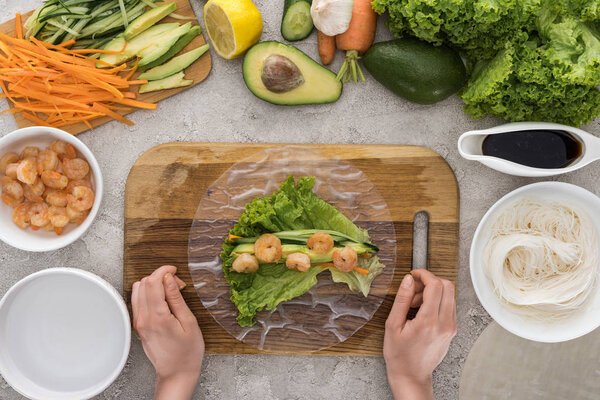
[163,273,195,326]
[387,274,416,330]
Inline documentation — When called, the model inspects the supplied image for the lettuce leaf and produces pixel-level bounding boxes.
[221,176,385,326]
[330,256,387,297]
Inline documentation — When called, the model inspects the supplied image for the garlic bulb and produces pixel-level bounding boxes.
[310,0,354,36]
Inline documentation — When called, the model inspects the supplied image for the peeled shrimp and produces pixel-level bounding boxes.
[12,202,31,229]
[2,194,22,208]
[66,205,88,225]
[23,179,45,202]
[5,163,18,179]
[286,252,311,272]
[45,189,68,207]
[332,246,358,272]
[50,140,76,160]
[62,158,90,181]
[49,206,69,228]
[0,152,19,174]
[36,149,59,174]
[66,179,92,194]
[231,253,260,273]
[1,176,24,201]
[254,233,282,263]
[67,186,94,212]
[16,159,38,185]
[29,202,49,227]
[41,170,68,190]
[307,231,334,254]
[20,146,39,160]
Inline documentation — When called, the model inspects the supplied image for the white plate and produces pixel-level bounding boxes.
[0,268,130,400]
[0,126,103,252]
[470,182,600,342]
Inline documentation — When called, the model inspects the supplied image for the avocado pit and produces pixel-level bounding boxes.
[261,54,305,93]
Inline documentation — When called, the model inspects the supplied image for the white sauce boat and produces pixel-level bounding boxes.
[458,122,600,177]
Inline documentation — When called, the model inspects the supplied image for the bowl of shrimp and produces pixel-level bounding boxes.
[0,126,102,252]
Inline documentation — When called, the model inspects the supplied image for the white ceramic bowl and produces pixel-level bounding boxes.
[0,268,131,400]
[470,182,600,343]
[0,126,103,252]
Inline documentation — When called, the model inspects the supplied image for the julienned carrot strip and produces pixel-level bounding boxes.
[15,14,22,40]
[113,98,157,109]
[91,103,134,126]
[22,112,51,126]
[354,267,370,275]
[317,263,334,268]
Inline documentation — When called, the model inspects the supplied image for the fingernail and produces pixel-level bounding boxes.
[401,274,413,289]
[164,273,177,289]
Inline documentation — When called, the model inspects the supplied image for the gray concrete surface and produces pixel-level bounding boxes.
[1,1,599,399]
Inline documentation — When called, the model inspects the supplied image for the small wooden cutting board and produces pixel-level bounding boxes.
[123,143,459,356]
[0,0,212,135]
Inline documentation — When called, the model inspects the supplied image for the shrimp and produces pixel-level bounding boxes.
[66,186,94,211]
[42,222,55,232]
[62,158,90,181]
[12,202,31,229]
[2,194,22,208]
[66,179,92,194]
[332,246,358,272]
[254,233,282,263]
[66,205,88,225]
[307,231,334,254]
[16,159,38,185]
[20,146,39,160]
[45,189,68,207]
[49,140,76,160]
[286,252,311,272]
[0,152,19,174]
[231,253,260,273]
[49,206,69,228]
[36,149,59,174]
[23,179,45,202]
[29,202,49,227]
[5,163,19,179]
[1,176,24,201]
[41,170,68,190]
[55,160,64,174]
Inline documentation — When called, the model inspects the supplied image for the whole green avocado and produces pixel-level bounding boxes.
[363,38,466,105]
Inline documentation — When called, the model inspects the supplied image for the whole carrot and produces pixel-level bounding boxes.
[335,0,377,83]
[318,30,335,65]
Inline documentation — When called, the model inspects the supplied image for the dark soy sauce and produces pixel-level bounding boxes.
[482,130,583,169]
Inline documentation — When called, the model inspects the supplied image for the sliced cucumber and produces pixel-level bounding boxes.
[281,0,313,42]
[138,22,192,66]
[98,22,179,67]
[138,71,193,93]
[138,25,202,72]
[124,2,177,40]
[139,44,209,80]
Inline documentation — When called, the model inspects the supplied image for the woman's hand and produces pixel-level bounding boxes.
[132,265,205,400]
[383,269,457,400]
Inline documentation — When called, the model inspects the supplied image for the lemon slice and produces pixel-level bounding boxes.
[203,0,263,60]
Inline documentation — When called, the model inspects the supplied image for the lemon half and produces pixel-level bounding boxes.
[203,0,263,60]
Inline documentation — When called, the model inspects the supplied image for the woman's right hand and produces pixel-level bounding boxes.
[383,269,457,400]
[132,265,205,400]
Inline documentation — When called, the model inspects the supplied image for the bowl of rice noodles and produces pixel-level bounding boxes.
[471,182,600,342]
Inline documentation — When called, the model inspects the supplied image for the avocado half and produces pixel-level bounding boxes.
[243,41,342,105]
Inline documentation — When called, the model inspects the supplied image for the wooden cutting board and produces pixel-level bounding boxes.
[123,143,459,356]
[0,0,211,135]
